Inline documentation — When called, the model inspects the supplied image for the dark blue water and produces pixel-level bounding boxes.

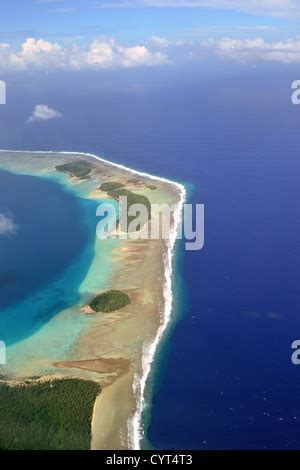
[0,169,96,346]
[1,64,300,448]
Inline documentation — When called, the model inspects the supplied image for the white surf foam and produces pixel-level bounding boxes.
[127,179,186,450]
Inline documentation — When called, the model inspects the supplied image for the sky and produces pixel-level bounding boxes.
[0,1,299,73]
[0,1,294,44]
[0,0,300,131]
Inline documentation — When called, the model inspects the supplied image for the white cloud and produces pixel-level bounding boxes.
[97,0,300,19]
[0,38,66,70]
[27,105,62,123]
[150,36,171,48]
[204,35,300,63]
[2,33,300,70]
[85,38,169,68]
[0,213,18,236]
[149,36,186,48]
[0,37,169,71]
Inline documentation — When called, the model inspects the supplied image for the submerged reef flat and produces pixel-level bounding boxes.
[0,150,184,450]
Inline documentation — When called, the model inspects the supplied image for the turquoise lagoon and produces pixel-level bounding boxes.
[0,162,118,376]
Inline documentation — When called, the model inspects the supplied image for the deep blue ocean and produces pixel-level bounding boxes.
[0,63,300,448]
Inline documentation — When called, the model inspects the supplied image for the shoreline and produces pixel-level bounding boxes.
[0,149,186,450]
[127,175,186,450]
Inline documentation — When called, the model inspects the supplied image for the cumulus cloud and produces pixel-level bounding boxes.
[204,35,300,63]
[85,38,169,68]
[0,213,18,236]
[27,105,62,123]
[2,33,300,70]
[0,37,169,71]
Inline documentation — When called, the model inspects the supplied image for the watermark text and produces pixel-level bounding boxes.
[96,198,204,251]
[0,80,6,105]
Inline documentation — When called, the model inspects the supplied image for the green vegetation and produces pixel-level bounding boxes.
[99,181,125,192]
[147,185,157,191]
[0,379,100,450]
[127,178,140,184]
[107,188,152,230]
[89,290,130,313]
[55,160,93,178]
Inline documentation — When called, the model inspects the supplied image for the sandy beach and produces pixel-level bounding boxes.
[0,150,185,450]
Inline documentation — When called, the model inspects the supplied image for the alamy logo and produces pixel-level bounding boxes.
[0,81,6,105]
[0,341,6,365]
[96,198,205,251]
[291,340,300,365]
[291,81,300,105]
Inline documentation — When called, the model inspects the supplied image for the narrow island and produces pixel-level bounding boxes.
[55,160,93,179]
[89,290,131,313]
[0,150,185,451]
[99,182,125,191]
[0,379,100,450]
